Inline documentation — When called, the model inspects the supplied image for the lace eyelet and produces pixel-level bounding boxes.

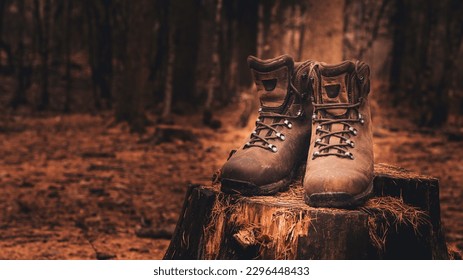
[316,125,322,132]
[349,127,357,135]
[315,138,322,144]
[358,113,365,124]
[346,140,355,148]
[284,120,292,129]
[276,132,285,141]
[313,151,320,159]
[312,112,318,123]
[244,142,250,148]
[345,151,354,159]
[269,144,278,153]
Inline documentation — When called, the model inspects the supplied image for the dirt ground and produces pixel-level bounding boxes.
[0,89,462,259]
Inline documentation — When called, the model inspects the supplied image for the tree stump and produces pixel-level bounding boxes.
[164,163,449,259]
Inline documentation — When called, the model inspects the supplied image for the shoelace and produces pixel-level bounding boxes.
[312,101,364,159]
[244,83,303,153]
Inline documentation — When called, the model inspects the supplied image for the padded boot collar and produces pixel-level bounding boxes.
[248,55,295,112]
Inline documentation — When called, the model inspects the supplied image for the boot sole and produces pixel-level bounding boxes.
[220,169,296,196]
[304,180,374,209]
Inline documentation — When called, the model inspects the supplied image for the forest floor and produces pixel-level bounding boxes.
[0,89,462,259]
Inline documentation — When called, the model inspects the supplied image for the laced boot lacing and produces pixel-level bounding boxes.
[244,82,303,153]
[312,100,365,160]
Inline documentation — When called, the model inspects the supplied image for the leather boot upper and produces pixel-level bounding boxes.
[220,55,313,193]
[303,60,374,201]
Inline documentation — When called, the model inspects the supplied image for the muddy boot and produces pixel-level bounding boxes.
[220,55,313,196]
[303,60,374,208]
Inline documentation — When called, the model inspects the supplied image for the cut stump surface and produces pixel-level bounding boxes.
[164,163,449,259]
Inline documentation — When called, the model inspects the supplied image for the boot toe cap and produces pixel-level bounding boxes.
[221,157,274,187]
[303,168,373,207]
[220,155,292,195]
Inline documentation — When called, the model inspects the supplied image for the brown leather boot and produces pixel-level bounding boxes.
[220,55,313,195]
[303,60,374,208]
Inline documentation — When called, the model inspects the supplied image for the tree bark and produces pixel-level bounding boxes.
[64,0,73,113]
[11,0,28,109]
[389,0,407,96]
[205,0,222,110]
[235,0,258,88]
[34,0,51,110]
[85,0,113,110]
[170,0,201,111]
[217,0,236,105]
[113,0,150,133]
[161,10,174,120]
[0,0,5,45]
[342,0,391,60]
[388,0,463,126]
[99,0,113,107]
[149,0,169,105]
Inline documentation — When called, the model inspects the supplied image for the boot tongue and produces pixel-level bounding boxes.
[248,55,294,112]
[318,61,355,116]
[316,62,357,155]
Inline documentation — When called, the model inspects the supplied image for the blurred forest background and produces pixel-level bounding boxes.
[0,0,462,259]
[0,0,462,127]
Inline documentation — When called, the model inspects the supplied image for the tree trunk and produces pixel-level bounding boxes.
[34,0,51,110]
[165,164,449,260]
[0,0,5,67]
[205,0,222,110]
[0,0,11,72]
[149,0,169,105]
[113,0,150,133]
[342,0,391,60]
[84,0,100,109]
[218,0,236,105]
[64,0,73,113]
[170,0,201,111]
[433,0,463,126]
[161,10,175,120]
[98,0,113,107]
[85,0,112,110]
[235,0,258,88]
[389,0,407,96]
[258,0,276,59]
[388,0,463,126]
[0,0,5,45]
[11,0,28,109]
[297,3,306,61]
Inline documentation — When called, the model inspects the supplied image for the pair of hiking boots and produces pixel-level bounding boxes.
[220,55,374,208]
